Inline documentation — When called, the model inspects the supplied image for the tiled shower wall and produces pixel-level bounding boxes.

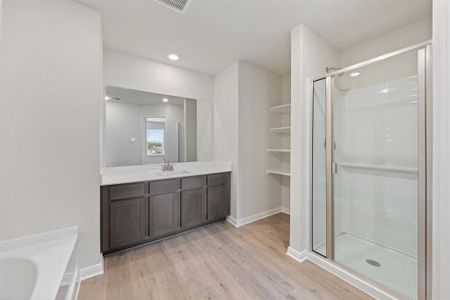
[333,75,419,257]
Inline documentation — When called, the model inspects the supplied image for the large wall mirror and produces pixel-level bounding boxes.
[103,86,212,167]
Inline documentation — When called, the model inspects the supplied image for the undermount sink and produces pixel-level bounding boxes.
[154,170,191,177]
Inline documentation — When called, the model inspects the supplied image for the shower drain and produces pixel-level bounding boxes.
[365,259,381,267]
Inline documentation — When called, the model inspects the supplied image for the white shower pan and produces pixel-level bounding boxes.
[316,232,417,299]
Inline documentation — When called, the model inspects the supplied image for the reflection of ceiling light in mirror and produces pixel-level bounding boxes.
[380,88,390,94]
[104,96,111,100]
[350,72,360,77]
[168,54,179,61]
[162,98,169,103]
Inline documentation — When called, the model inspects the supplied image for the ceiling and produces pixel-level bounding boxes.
[106,86,185,105]
[77,0,431,75]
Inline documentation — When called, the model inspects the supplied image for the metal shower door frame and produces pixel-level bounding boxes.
[313,41,432,300]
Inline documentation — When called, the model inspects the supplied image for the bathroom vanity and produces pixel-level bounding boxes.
[100,162,231,254]
[100,86,229,254]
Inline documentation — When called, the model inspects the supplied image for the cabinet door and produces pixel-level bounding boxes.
[207,184,230,221]
[110,197,147,249]
[149,193,180,238]
[181,188,206,229]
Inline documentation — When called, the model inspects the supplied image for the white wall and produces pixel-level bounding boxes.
[340,17,432,67]
[0,0,103,271]
[237,62,282,219]
[289,24,339,253]
[104,102,184,166]
[214,61,285,222]
[214,62,239,218]
[432,0,450,298]
[0,0,4,236]
[104,50,214,101]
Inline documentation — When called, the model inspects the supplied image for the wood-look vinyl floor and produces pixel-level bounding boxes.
[78,213,372,300]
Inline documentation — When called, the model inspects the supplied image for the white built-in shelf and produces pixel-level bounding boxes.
[266,170,291,176]
[336,162,417,173]
[270,103,291,113]
[266,148,291,153]
[270,126,291,133]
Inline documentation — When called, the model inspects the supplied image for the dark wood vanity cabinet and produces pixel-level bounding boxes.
[207,173,231,221]
[101,172,230,254]
[181,176,206,229]
[148,179,180,238]
[109,197,147,249]
[149,193,180,238]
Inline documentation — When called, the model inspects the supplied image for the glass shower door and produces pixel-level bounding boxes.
[331,49,423,299]
[312,78,327,256]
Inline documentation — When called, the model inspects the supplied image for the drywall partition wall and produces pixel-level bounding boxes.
[214,62,239,219]
[289,24,339,253]
[1,0,103,272]
[104,102,184,166]
[432,0,450,298]
[0,0,4,237]
[214,61,284,222]
[340,17,432,67]
[104,50,214,102]
[237,62,282,219]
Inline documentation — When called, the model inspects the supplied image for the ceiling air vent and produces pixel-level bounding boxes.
[155,0,192,14]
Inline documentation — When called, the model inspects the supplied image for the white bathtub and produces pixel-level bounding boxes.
[0,227,79,300]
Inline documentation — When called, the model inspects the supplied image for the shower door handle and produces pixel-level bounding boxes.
[332,162,338,174]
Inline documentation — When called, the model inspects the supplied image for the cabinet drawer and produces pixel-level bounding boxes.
[208,173,230,186]
[181,176,206,190]
[150,179,180,195]
[109,182,147,201]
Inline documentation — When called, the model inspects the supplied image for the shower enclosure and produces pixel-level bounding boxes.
[311,43,431,300]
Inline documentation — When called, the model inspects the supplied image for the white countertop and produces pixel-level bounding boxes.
[101,161,232,186]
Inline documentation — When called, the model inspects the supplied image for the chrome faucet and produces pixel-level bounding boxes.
[161,158,174,172]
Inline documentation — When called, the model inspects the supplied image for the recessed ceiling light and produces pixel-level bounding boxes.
[350,72,360,77]
[162,98,169,103]
[168,54,179,61]
[104,96,111,100]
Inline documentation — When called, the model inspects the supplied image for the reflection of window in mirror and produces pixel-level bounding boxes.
[103,86,213,167]
[145,117,165,156]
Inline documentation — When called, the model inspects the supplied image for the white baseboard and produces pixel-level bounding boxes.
[73,276,81,300]
[281,206,290,215]
[286,246,308,262]
[226,207,282,228]
[226,215,239,227]
[79,257,104,281]
[286,248,396,300]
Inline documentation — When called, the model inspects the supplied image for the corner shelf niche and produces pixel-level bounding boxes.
[270,103,291,113]
[266,170,290,177]
[270,126,291,133]
[267,102,291,177]
[266,148,291,153]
